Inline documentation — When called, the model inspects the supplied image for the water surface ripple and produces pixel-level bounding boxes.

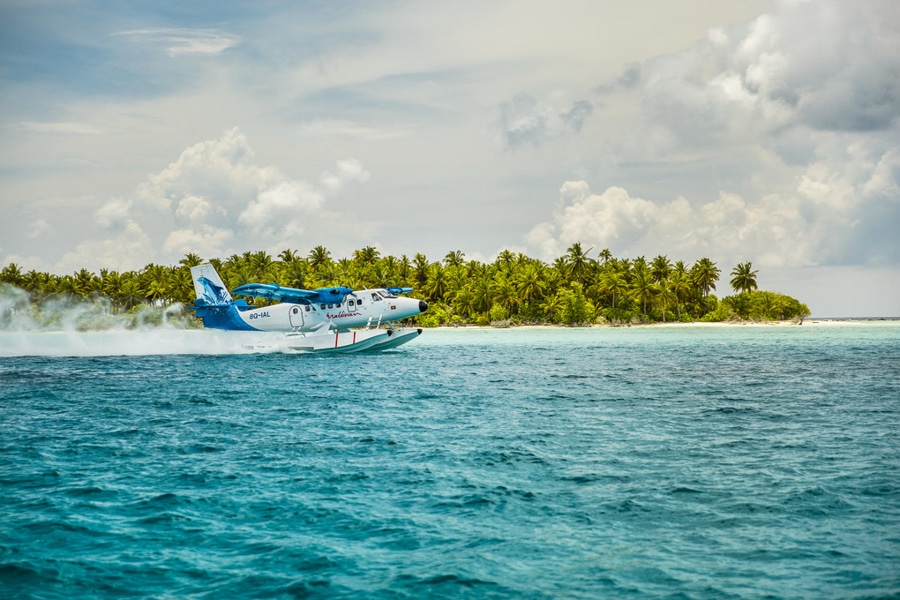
[1,325,899,598]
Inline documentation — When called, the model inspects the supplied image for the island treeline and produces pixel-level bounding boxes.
[0,244,810,327]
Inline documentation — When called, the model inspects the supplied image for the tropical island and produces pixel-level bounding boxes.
[0,243,810,329]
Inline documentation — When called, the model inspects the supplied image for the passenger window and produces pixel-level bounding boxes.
[305,306,310,312]
[357,299,363,305]
[320,304,326,310]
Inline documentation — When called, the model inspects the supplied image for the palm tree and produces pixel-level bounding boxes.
[444,250,466,268]
[278,249,298,263]
[552,256,570,280]
[730,261,759,294]
[21,270,48,297]
[565,242,593,284]
[281,259,309,289]
[423,263,448,302]
[101,271,123,313]
[691,258,721,298]
[632,268,656,316]
[670,262,692,320]
[452,285,478,318]
[119,275,143,311]
[308,245,332,270]
[168,267,194,304]
[655,284,676,322]
[353,246,380,265]
[492,277,519,314]
[540,293,564,323]
[73,268,100,298]
[413,253,430,288]
[598,248,613,264]
[650,255,672,285]
[250,251,276,283]
[1,263,24,287]
[179,253,203,268]
[600,270,628,309]
[141,264,170,304]
[515,263,547,305]
[397,255,412,284]
[496,249,515,270]
[473,275,494,314]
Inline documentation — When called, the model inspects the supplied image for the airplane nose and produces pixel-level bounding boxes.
[419,300,428,313]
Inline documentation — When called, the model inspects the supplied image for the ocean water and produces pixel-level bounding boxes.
[1,324,899,599]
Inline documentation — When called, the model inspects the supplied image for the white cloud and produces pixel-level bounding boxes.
[55,221,153,273]
[638,0,900,147]
[549,0,900,274]
[135,127,273,215]
[95,197,132,228]
[175,195,213,222]
[298,120,405,141]
[525,180,841,268]
[26,219,51,239]
[495,94,593,151]
[114,28,241,57]
[163,225,233,259]
[319,158,371,195]
[238,180,323,233]
[14,128,380,269]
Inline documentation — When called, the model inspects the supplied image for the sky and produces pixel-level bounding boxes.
[1,0,898,317]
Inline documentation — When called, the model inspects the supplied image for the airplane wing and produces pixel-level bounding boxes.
[387,287,414,295]
[231,283,353,304]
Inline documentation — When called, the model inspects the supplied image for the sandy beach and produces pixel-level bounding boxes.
[436,318,900,330]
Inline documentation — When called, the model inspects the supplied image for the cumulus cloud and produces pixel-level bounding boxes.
[44,127,380,267]
[496,94,594,151]
[175,195,213,222]
[638,0,900,146]
[525,161,898,269]
[563,0,900,272]
[319,158,371,194]
[135,127,272,216]
[595,63,642,94]
[95,198,132,228]
[56,221,153,273]
[163,225,234,259]
[238,180,323,233]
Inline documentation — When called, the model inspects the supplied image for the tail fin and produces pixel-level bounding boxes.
[190,263,233,306]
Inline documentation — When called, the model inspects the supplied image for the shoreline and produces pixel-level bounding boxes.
[432,318,900,330]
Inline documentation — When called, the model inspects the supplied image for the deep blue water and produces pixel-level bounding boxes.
[1,325,899,599]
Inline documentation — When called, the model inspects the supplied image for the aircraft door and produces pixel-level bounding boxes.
[289,305,304,328]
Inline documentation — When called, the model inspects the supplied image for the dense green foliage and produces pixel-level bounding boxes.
[0,246,811,328]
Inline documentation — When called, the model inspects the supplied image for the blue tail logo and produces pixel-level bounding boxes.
[197,276,231,306]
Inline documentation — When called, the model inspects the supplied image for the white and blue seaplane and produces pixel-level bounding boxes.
[189,263,427,353]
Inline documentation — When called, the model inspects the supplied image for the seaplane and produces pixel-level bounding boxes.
[188,263,428,353]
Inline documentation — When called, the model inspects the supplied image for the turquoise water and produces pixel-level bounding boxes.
[2,324,899,598]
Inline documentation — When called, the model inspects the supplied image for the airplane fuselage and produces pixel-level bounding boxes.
[224,288,426,333]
